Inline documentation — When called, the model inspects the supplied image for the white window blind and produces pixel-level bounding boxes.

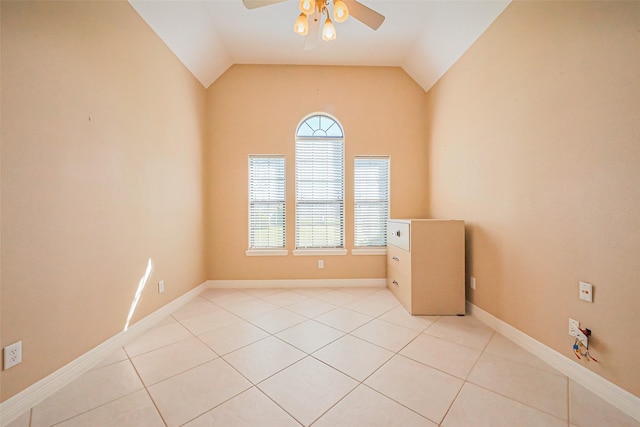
[248,156,285,249]
[354,156,389,247]
[296,140,344,248]
[295,115,345,249]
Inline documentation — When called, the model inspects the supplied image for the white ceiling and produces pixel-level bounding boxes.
[129,0,510,91]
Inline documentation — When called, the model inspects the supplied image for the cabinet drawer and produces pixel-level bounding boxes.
[387,244,411,274]
[387,265,411,311]
[387,220,410,251]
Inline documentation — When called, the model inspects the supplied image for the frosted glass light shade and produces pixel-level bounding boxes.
[294,13,309,35]
[322,17,336,41]
[299,0,315,16]
[333,0,349,23]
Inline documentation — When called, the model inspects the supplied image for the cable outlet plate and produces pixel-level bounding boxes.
[569,318,580,337]
[579,281,593,302]
[4,341,22,370]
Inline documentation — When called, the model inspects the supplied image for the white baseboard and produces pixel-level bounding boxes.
[0,282,207,427]
[467,301,640,423]
[206,278,387,289]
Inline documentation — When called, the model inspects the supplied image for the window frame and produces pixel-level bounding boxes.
[352,155,390,256]
[246,154,288,257]
[293,113,347,256]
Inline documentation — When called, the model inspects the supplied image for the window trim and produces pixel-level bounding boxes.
[295,113,345,251]
[245,249,289,257]
[292,248,348,256]
[247,154,286,254]
[351,248,387,256]
[353,155,390,249]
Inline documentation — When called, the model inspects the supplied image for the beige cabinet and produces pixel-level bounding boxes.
[387,219,465,315]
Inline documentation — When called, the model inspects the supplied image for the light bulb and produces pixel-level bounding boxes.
[333,0,349,23]
[294,13,309,36]
[322,16,336,41]
[299,0,315,16]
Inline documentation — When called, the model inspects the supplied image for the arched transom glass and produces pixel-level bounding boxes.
[296,114,344,138]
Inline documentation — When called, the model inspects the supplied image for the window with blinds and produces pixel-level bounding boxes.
[295,114,345,249]
[248,156,286,249]
[354,156,390,247]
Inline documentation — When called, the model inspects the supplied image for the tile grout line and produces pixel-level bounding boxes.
[320,305,570,426]
[205,313,324,425]
[32,358,154,427]
[468,329,573,423]
[122,316,197,360]
[126,355,169,427]
[211,318,322,426]
[203,291,583,425]
[245,288,397,426]
[436,329,495,426]
[308,304,445,426]
[162,298,280,421]
[127,298,281,425]
[252,383,306,427]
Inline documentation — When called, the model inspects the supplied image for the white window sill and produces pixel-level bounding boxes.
[351,248,387,256]
[293,249,348,256]
[245,249,289,257]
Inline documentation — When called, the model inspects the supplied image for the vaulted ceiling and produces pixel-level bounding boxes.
[129,0,510,91]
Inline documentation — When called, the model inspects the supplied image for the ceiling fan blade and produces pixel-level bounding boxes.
[343,0,385,30]
[242,0,287,10]
[304,12,321,51]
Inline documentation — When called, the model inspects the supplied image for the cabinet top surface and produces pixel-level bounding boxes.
[388,218,464,224]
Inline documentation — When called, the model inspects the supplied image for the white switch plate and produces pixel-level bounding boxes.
[569,318,579,337]
[4,341,22,370]
[158,280,165,294]
[579,281,593,302]
[318,260,324,269]
[470,277,476,290]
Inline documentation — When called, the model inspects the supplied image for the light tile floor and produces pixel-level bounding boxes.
[11,287,640,427]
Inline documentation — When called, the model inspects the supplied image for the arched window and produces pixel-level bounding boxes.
[295,114,345,250]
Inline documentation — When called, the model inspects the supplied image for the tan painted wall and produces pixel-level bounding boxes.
[0,1,207,401]
[205,65,428,281]
[426,1,640,396]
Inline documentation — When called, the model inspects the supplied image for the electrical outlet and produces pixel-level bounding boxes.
[158,280,165,294]
[470,277,476,290]
[318,260,324,269]
[569,318,580,337]
[4,341,22,370]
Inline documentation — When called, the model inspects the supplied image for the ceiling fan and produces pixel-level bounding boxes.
[242,0,385,50]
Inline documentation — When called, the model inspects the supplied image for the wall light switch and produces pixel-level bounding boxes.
[318,260,324,269]
[158,280,165,294]
[470,277,476,290]
[579,281,593,302]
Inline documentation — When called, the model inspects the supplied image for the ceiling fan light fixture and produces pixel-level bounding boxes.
[322,16,337,41]
[333,0,349,23]
[299,0,315,16]
[294,13,309,36]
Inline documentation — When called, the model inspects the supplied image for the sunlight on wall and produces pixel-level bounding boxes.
[124,258,153,331]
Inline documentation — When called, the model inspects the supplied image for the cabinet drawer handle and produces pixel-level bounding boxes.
[392,280,399,287]
[395,230,401,237]
[392,256,399,261]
